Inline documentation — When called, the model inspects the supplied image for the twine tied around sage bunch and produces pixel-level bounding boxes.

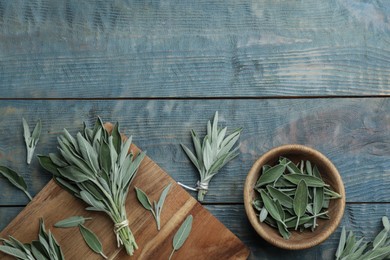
[179,111,242,201]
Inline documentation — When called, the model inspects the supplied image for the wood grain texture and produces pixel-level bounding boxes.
[0,152,249,259]
[1,204,389,260]
[0,99,390,204]
[0,0,389,98]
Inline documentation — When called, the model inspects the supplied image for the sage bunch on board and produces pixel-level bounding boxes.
[23,118,41,164]
[38,118,146,256]
[135,183,172,230]
[180,111,242,201]
[252,157,341,239]
[335,216,390,260]
[0,218,64,260]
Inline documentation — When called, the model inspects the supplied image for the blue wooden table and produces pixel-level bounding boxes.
[1,1,389,259]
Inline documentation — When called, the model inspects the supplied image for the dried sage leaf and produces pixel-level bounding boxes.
[267,185,293,208]
[79,224,107,259]
[169,215,193,260]
[54,216,92,228]
[0,166,32,201]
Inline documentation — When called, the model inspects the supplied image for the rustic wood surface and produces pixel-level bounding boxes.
[0,0,390,259]
[0,148,249,259]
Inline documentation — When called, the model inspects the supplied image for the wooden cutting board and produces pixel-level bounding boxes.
[0,125,250,259]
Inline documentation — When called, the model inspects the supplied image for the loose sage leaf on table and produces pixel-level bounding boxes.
[54,216,92,228]
[22,118,41,165]
[0,165,32,201]
[169,215,193,260]
[79,224,107,259]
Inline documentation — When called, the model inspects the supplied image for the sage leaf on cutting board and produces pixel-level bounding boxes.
[79,224,107,259]
[0,218,64,260]
[135,183,172,230]
[180,111,242,201]
[22,118,41,164]
[54,216,92,228]
[0,165,32,201]
[169,215,193,260]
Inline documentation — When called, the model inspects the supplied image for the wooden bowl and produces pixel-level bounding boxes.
[244,144,345,250]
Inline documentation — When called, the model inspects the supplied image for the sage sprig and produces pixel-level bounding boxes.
[54,216,92,228]
[22,118,41,164]
[135,183,172,230]
[79,224,107,259]
[335,216,390,260]
[0,166,32,201]
[0,219,64,260]
[252,157,341,239]
[180,111,242,201]
[169,215,193,260]
[38,118,146,255]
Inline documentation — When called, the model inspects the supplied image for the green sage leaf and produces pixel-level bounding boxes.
[372,229,388,250]
[255,164,286,188]
[58,166,91,183]
[259,207,268,222]
[0,245,27,258]
[0,166,32,201]
[169,215,193,260]
[79,224,107,259]
[293,180,308,230]
[54,216,92,228]
[260,190,283,223]
[135,187,153,211]
[284,174,327,187]
[267,185,293,208]
[383,216,390,232]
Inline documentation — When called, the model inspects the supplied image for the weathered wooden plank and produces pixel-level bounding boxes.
[0,0,389,97]
[204,204,390,260]
[1,204,389,260]
[0,99,390,204]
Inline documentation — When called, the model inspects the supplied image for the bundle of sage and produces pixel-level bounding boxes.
[180,111,242,201]
[252,157,341,239]
[335,216,390,260]
[38,118,145,255]
[0,219,64,260]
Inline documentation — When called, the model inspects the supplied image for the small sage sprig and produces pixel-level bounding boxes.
[180,111,242,201]
[135,183,172,230]
[79,224,107,259]
[54,216,92,228]
[169,215,193,260]
[252,157,341,239]
[38,118,146,256]
[22,118,41,165]
[0,218,64,260]
[0,166,32,201]
[336,216,390,260]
